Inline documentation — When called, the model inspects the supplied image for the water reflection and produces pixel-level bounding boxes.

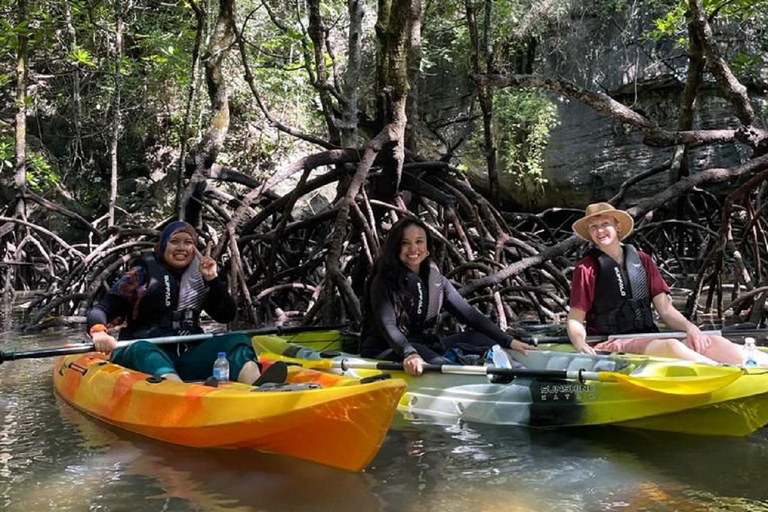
[2,329,768,511]
[56,399,382,512]
[369,417,768,512]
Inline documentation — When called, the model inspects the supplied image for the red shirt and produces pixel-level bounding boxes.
[569,250,670,313]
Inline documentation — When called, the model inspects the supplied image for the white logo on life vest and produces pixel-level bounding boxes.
[164,275,172,306]
[614,267,626,297]
[416,280,424,315]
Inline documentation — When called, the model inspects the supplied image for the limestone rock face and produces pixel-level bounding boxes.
[460,6,766,210]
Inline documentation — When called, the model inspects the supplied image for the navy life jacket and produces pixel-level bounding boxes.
[118,253,207,340]
[586,244,657,335]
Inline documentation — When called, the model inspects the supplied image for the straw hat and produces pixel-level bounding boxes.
[572,202,634,241]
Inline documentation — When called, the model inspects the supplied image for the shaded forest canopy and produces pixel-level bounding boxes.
[1,0,768,333]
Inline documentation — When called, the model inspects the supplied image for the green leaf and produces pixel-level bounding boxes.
[69,47,97,67]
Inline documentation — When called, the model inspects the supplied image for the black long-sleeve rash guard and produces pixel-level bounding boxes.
[370,270,512,359]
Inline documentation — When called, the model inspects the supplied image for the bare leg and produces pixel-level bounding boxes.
[643,338,718,365]
[701,335,768,368]
[237,360,261,384]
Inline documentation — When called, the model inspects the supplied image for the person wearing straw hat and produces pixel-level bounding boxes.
[566,202,767,366]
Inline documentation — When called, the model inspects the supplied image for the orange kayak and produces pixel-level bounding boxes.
[53,353,405,471]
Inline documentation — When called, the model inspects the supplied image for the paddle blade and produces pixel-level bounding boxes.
[599,367,743,395]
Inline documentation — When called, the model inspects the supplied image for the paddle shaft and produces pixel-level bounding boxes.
[0,324,348,363]
[328,358,743,395]
[333,359,598,381]
[522,328,768,345]
[523,330,708,345]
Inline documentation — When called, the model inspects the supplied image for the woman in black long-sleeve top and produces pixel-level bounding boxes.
[361,217,534,376]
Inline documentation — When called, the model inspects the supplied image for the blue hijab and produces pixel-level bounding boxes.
[154,221,198,262]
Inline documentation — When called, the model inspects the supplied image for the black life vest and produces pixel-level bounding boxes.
[586,244,657,335]
[399,262,445,335]
[118,253,206,340]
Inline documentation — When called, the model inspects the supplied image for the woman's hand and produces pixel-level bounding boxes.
[403,353,425,376]
[685,325,711,354]
[574,341,597,355]
[92,331,118,355]
[195,242,218,281]
[509,338,536,354]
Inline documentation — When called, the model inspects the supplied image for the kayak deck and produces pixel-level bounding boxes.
[253,331,768,437]
[53,353,406,471]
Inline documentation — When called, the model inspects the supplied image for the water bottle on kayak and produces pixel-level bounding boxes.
[488,344,515,384]
[743,338,758,368]
[213,352,230,383]
[490,344,512,369]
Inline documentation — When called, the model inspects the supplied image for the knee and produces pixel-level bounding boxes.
[699,335,731,355]
[657,338,689,356]
[218,333,252,351]
[229,342,257,362]
[121,340,158,356]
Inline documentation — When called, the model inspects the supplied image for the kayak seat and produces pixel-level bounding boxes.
[592,359,620,372]
[567,357,600,372]
[542,354,620,373]
[544,355,571,370]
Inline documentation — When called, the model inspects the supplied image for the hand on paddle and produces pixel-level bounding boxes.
[195,242,218,281]
[403,353,425,376]
[92,330,118,355]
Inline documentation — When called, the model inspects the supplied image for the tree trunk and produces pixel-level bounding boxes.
[3,0,29,326]
[179,0,236,223]
[340,0,365,148]
[465,0,498,206]
[108,0,125,228]
[176,0,207,212]
[62,0,84,172]
[370,0,412,202]
[307,0,340,145]
[313,0,416,323]
[404,0,422,152]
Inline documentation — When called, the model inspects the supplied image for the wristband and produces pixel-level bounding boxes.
[89,324,108,337]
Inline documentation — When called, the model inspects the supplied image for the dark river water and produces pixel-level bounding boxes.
[2,329,768,512]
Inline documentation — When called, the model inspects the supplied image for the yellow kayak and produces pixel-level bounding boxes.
[53,352,406,471]
[254,330,768,437]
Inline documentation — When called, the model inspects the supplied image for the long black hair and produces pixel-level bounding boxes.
[363,217,435,327]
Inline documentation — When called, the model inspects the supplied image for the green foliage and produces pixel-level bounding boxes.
[0,134,59,194]
[644,0,768,95]
[647,2,687,43]
[496,89,559,187]
[463,89,559,200]
[648,0,768,43]
[730,51,763,78]
[25,151,59,194]
[67,46,96,67]
[0,137,13,173]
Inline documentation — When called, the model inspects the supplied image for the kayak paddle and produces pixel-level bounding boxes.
[0,324,348,363]
[315,359,743,396]
[521,328,768,345]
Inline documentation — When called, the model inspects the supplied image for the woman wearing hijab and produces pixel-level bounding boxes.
[567,202,768,366]
[86,221,286,384]
[361,217,534,376]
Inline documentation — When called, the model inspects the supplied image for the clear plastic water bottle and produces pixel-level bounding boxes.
[213,352,230,383]
[491,344,512,369]
[743,338,758,368]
